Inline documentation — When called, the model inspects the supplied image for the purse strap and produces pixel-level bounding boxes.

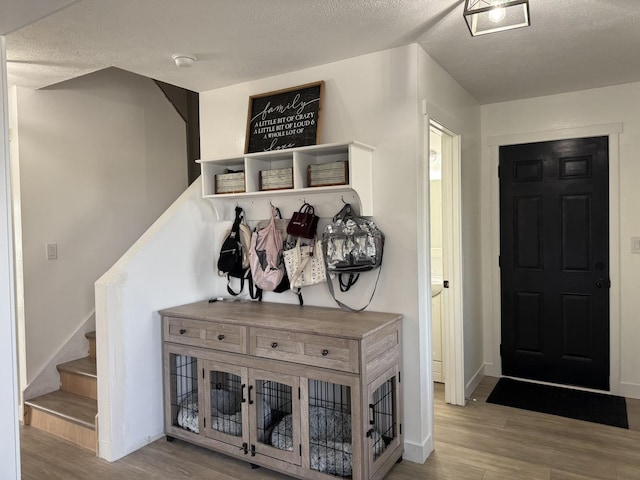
[333,203,353,222]
[300,203,315,215]
[227,270,249,296]
[224,206,246,296]
[288,237,312,294]
[325,267,382,312]
[339,273,360,292]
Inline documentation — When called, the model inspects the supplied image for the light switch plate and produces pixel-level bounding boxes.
[46,243,58,260]
[632,237,640,254]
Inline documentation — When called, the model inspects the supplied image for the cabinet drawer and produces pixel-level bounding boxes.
[250,328,359,373]
[165,317,247,354]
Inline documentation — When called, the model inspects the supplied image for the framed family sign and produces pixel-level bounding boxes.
[245,81,324,153]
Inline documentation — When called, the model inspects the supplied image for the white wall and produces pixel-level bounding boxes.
[199,44,482,463]
[481,82,640,398]
[0,35,21,480]
[96,178,217,461]
[200,44,425,319]
[12,67,188,394]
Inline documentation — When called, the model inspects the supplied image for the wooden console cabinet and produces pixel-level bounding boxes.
[160,301,403,480]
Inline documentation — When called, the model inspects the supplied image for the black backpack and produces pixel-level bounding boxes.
[218,206,251,295]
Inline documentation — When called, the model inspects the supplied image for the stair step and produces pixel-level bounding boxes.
[58,356,97,378]
[24,390,98,453]
[58,357,97,399]
[25,390,97,430]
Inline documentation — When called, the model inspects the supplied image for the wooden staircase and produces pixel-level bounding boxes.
[24,331,98,453]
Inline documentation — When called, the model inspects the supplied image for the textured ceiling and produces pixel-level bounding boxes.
[0,0,79,35]
[5,0,640,104]
[419,0,640,103]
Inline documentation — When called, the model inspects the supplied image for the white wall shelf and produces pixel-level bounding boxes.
[197,141,374,220]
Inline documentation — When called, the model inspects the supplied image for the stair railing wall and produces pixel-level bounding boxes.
[95,178,216,462]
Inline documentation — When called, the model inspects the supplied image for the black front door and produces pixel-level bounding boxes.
[499,136,610,390]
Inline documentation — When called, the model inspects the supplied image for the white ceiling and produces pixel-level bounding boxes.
[5,0,640,104]
[0,0,79,35]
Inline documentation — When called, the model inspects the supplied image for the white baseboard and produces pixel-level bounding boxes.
[465,364,485,399]
[99,431,165,462]
[483,361,500,378]
[97,438,112,462]
[403,434,433,464]
[620,382,640,400]
[126,431,166,457]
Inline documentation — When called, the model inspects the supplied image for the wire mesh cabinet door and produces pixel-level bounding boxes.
[366,364,402,478]
[202,360,249,449]
[248,368,301,466]
[164,349,204,438]
[304,377,361,479]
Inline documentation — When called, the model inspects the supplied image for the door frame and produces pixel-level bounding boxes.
[420,108,465,407]
[485,123,622,393]
[0,35,21,479]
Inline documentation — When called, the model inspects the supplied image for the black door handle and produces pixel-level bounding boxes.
[595,279,605,288]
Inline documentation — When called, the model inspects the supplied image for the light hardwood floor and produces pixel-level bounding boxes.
[21,377,640,480]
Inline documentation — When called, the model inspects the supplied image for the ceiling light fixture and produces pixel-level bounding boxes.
[172,53,197,68]
[463,0,530,36]
[488,0,507,23]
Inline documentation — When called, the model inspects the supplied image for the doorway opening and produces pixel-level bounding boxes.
[429,126,445,383]
[426,118,465,406]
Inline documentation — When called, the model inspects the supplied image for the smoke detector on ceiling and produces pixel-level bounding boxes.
[172,53,197,67]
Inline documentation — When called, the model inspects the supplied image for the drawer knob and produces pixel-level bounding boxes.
[218,334,225,341]
[271,342,278,349]
[322,349,329,357]
[179,329,186,335]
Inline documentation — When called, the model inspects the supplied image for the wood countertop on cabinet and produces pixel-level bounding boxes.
[159,300,402,340]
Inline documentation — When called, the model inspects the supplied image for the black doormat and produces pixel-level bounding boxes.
[486,378,628,429]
